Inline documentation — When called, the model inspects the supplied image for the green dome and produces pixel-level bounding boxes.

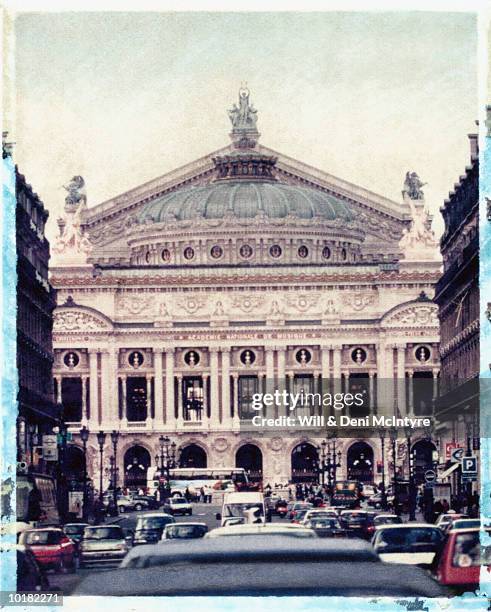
[137,181,354,224]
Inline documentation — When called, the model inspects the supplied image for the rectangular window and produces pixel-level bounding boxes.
[126,376,147,422]
[61,377,83,422]
[239,376,258,419]
[183,377,203,421]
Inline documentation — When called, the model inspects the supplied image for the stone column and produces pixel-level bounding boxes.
[432,369,439,401]
[120,374,128,428]
[396,344,406,416]
[232,373,240,427]
[146,375,153,428]
[313,371,320,415]
[209,348,220,429]
[407,370,414,416]
[109,347,119,426]
[202,374,209,423]
[265,348,274,393]
[176,374,183,428]
[221,348,232,428]
[277,347,286,415]
[321,345,330,392]
[88,349,99,427]
[165,349,175,428]
[100,350,110,428]
[153,349,164,427]
[376,342,392,417]
[332,346,342,394]
[81,376,88,425]
[56,375,62,405]
[368,371,375,415]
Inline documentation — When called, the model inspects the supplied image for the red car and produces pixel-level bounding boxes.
[433,527,490,591]
[19,528,77,573]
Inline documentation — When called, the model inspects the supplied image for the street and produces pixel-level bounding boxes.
[50,502,225,594]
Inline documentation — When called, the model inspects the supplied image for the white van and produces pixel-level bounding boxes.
[216,492,270,527]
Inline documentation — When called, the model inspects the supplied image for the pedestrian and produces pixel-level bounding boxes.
[199,487,205,503]
[184,487,191,502]
[442,499,450,513]
[433,499,443,521]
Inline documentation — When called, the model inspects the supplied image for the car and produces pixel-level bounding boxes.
[291,508,310,524]
[131,495,161,510]
[302,509,339,523]
[205,523,317,539]
[432,527,490,592]
[372,524,444,566]
[446,518,481,533]
[364,514,402,539]
[303,517,346,538]
[287,502,312,520]
[117,496,149,513]
[162,523,208,540]
[339,510,369,536]
[74,535,447,597]
[169,496,192,516]
[362,485,376,498]
[367,493,394,509]
[435,513,468,531]
[19,528,77,573]
[133,513,175,545]
[79,525,131,567]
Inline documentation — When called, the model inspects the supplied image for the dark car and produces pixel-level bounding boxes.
[63,523,89,555]
[364,514,402,539]
[304,517,346,538]
[74,536,448,597]
[274,499,288,518]
[161,523,208,540]
[339,510,369,536]
[133,513,176,545]
[132,495,160,510]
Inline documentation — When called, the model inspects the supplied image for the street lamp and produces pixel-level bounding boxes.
[80,425,90,520]
[96,431,106,504]
[389,427,398,512]
[319,440,327,486]
[379,430,387,510]
[155,436,178,502]
[110,430,120,514]
[404,425,416,521]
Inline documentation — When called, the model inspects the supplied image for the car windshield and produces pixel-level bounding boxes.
[452,533,486,567]
[374,516,401,526]
[64,525,86,535]
[172,498,187,504]
[84,527,123,540]
[165,525,207,539]
[24,531,61,545]
[376,528,441,551]
[137,517,172,530]
[224,503,264,518]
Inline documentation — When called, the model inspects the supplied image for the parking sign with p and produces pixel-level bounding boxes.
[461,456,477,474]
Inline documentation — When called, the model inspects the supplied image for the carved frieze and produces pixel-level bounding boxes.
[343,293,377,311]
[54,309,112,331]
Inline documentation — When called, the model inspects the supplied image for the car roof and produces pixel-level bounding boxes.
[121,535,378,567]
[64,523,89,527]
[164,522,207,528]
[208,524,313,536]
[24,527,62,532]
[137,512,173,518]
[224,492,264,503]
[450,527,489,534]
[374,523,438,530]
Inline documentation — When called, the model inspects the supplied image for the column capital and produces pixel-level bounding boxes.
[164,347,175,355]
[203,373,210,380]
[432,368,440,378]
[407,369,414,377]
[368,371,376,379]
[220,347,231,354]
[88,348,99,356]
[209,347,220,355]
[232,372,239,380]
[396,343,407,351]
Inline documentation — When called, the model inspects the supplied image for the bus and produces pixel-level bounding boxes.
[147,467,250,497]
[16,471,59,526]
[331,480,360,508]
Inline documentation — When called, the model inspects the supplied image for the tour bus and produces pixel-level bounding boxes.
[16,470,60,526]
[216,491,269,526]
[148,467,250,498]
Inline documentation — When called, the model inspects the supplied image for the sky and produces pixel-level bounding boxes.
[11,10,479,241]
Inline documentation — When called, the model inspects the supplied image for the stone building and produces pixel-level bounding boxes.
[434,131,479,498]
[50,89,442,490]
[15,165,58,468]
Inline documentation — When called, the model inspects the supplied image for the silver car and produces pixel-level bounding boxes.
[79,525,130,567]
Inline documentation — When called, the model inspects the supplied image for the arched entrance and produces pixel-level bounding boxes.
[236,444,263,483]
[124,445,151,489]
[412,439,437,485]
[291,442,318,483]
[65,446,86,485]
[347,442,374,483]
[179,444,207,468]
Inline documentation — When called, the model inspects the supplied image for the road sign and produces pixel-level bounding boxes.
[461,456,477,474]
[450,448,465,463]
[424,469,437,483]
[445,442,464,460]
[42,435,58,461]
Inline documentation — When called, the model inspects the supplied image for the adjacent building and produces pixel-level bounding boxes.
[434,131,479,501]
[15,165,59,470]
